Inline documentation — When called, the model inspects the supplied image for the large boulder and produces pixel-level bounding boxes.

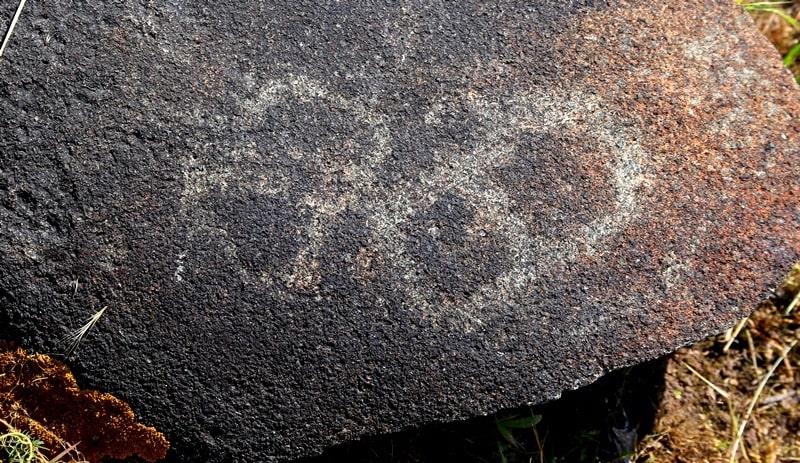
[1,0,798,460]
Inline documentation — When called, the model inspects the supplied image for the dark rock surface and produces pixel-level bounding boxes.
[1,0,798,460]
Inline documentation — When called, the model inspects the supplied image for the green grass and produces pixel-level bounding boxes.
[737,1,799,28]
[0,427,44,463]
[0,420,85,463]
[784,42,800,67]
[495,414,543,463]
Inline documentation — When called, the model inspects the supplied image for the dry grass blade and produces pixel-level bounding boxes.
[728,338,799,463]
[783,290,799,316]
[723,316,751,353]
[683,362,730,399]
[48,440,87,463]
[683,361,743,460]
[62,306,108,359]
[0,0,27,58]
[759,390,798,406]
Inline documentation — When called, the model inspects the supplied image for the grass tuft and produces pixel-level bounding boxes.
[0,419,86,463]
[0,423,43,463]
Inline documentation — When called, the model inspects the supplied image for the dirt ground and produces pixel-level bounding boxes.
[638,264,800,463]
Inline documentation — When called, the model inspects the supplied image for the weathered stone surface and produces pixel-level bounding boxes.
[0,0,798,460]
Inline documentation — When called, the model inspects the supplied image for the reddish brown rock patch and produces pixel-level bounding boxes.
[0,341,168,463]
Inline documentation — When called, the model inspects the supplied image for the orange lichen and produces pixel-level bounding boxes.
[0,341,169,463]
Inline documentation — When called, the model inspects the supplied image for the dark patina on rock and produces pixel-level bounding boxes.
[1,0,799,460]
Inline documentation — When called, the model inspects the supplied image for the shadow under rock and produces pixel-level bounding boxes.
[294,357,669,463]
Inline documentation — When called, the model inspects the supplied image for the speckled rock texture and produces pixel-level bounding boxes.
[1,0,798,460]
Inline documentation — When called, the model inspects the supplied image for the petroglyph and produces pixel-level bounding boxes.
[179,74,652,330]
